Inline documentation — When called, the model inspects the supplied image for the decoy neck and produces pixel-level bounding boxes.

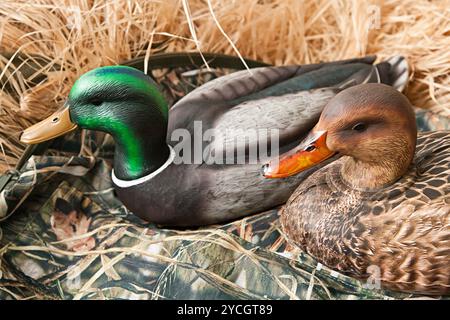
[264,83,418,190]
[21,66,170,181]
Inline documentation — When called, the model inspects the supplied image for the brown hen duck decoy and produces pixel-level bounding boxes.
[264,83,449,295]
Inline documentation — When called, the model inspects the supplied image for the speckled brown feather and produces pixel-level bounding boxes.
[281,131,450,294]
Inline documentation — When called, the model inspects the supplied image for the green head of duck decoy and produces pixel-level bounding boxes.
[264,83,418,189]
[20,66,170,180]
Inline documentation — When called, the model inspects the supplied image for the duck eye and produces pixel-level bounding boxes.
[90,99,103,106]
[352,122,367,132]
[304,145,316,152]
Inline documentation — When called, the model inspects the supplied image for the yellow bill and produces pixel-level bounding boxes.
[20,105,77,145]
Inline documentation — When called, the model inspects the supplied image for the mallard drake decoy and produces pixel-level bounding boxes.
[263,83,449,295]
[20,56,408,227]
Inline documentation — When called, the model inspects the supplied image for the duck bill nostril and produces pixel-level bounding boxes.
[261,163,269,175]
[262,130,335,179]
[20,105,78,145]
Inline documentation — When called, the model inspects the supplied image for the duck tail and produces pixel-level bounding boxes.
[337,56,409,92]
[375,56,409,92]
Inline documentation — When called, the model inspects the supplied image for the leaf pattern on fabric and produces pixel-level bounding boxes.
[50,198,95,252]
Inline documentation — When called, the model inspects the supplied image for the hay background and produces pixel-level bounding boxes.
[0,0,449,172]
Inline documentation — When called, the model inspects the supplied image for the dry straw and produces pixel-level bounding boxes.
[0,0,449,172]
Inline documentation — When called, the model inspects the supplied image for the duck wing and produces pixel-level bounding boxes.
[207,87,338,161]
[358,131,450,294]
[168,56,377,130]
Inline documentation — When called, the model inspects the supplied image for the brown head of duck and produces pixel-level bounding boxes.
[263,83,417,190]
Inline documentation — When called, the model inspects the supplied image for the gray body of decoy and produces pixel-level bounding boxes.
[114,56,409,226]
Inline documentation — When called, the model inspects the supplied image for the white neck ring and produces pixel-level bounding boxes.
[111,145,175,188]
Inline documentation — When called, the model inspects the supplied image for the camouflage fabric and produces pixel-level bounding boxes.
[0,63,448,300]
[415,107,449,131]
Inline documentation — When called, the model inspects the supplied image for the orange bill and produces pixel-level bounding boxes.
[262,130,335,178]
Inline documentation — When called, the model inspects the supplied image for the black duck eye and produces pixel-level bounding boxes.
[304,145,316,152]
[90,99,103,106]
[352,122,367,132]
